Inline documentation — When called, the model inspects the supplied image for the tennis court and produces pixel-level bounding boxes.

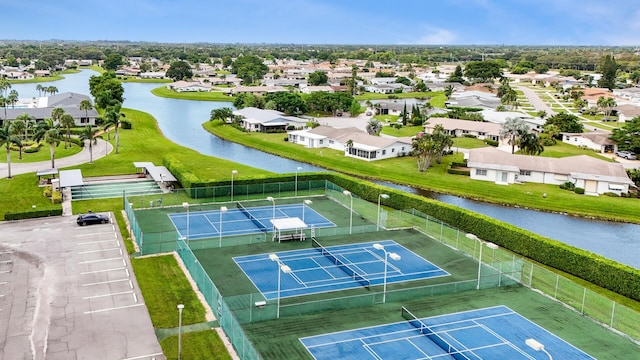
[168,202,335,240]
[300,305,595,360]
[234,240,449,300]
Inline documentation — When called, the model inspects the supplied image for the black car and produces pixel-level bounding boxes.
[76,213,110,226]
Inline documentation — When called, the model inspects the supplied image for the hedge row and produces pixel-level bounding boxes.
[163,155,640,302]
[5,208,63,220]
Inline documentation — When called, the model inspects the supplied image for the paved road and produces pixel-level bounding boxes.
[0,139,112,179]
[516,85,557,117]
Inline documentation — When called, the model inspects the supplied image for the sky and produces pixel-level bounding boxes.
[1,0,639,46]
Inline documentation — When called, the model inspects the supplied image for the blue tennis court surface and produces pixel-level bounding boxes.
[234,240,449,300]
[300,305,595,360]
[168,203,334,240]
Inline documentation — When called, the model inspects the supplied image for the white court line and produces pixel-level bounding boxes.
[82,278,131,287]
[78,248,121,255]
[121,352,164,360]
[79,257,123,264]
[84,303,145,314]
[81,267,126,275]
[78,240,118,245]
[83,290,133,300]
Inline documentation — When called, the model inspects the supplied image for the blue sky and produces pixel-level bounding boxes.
[1,0,638,46]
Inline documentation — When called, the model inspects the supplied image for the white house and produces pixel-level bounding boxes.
[234,107,307,132]
[0,92,99,126]
[614,104,640,122]
[467,147,633,195]
[424,118,501,142]
[289,126,362,150]
[561,131,617,154]
[166,81,210,92]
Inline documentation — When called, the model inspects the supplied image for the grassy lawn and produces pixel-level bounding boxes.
[355,91,447,108]
[454,137,489,149]
[0,143,82,163]
[160,331,232,360]
[205,121,640,224]
[373,114,400,123]
[381,125,422,137]
[151,86,234,102]
[538,141,613,161]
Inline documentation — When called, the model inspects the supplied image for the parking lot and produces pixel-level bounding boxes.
[0,214,164,360]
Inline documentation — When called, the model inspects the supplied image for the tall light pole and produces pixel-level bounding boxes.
[219,206,228,247]
[182,202,190,241]
[267,196,276,219]
[177,304,184,360]
[295,166,302,197]
[373,243,401,303]
[377,193,390,231]
[269,253,291,319]
[230,170,238,201]
[466,233,499,290]
[302,199,313,222]
[526,338,553,360]
[342,190,353,234]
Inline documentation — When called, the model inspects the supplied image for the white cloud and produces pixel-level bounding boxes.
[415,28,457,45]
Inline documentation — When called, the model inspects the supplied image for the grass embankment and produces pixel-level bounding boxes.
[204,121,640,224]
[151,86,234,102]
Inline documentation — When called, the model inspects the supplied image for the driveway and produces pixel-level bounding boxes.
[0,138,112,179]
[516,85,556,116]
[0,215,164,360]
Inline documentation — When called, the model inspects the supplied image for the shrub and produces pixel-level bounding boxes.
[4,208,63,220]
[483,139,498,147]
[574,187,585,194]
[25,146,40,153]
[559,181,575,190]
[121,119,132,129]
[43,186,52,198]
[51,191,63,204]
[602,192,620,197]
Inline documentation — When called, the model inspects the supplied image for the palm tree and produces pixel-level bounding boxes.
[345,139,354,155]
[500,117,529,154]
[0,123,21,178]
[0,95,8,123]
[7,90,18,108]
[79,125,100,164]
[518,133,545,155]
[33,118,54,143]
[15,113,34,140]
[44,128,62,168]
[79,99,93,123]
[9,119,26,159]
[365,119,382,135]
[597,96,616,120]
[60,113,75,149]
[411,133,437,172]
[46,86,58,96]
[36,84,44,97]
[50,107,65,125]
[103,102,125,154]
[431,124,454,164]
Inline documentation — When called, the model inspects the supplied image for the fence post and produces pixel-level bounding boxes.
[610,302,616,328]
[554,274,559,299]
[581,288,586,314]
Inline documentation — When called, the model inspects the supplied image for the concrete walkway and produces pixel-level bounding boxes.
[0,138,112,179]
[516,85,557,116]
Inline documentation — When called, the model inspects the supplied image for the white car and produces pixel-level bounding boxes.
[615,150,637,160]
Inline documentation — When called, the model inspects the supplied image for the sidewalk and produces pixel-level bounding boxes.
[0,138,112,179]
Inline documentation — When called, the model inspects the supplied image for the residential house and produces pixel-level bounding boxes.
[234,107,307,132]
[467,147,633,195]
[300,86,335,94]
[0,92,99,126]
[289,126,363,150]
[370,77,398,85]
[424,118,501,142]
[365,83,412,94]
[3,71,34,80]
[561,131,617,153]
[614,104,640,122]
[165,81,210,92]
[613,87,640,104]
[139,71,167,79]
[227,86,287,96]
[446,90,501,109]
[479,110,543,132]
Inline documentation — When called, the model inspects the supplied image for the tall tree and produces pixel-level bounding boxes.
[596,96,616,119]
[308,71,328,86]
[210,107,235,123]
[60,113,75,149]
[79,99,94,122]
[597,54,618,90]
[231,55,268,85]
[464,60,503,83]
[103,102,125,154]
[44,128,62,168]
[365,119,382,136]
[166,60,193,81]
[50,107,65,125]
[610,117,640,153]
[79,125,100,164]
[518,132,544,155]
[9,119,26,159]
[0,122,21,178]
[500,117,529,154]
[89,72,124,108]
[7,90,19,108]
[411,133,437,172]
[447,65,464,83]
[431,124,453,164]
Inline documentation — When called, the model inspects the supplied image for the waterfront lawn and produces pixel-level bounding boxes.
[151,86,233,102]
[205,121,640,223]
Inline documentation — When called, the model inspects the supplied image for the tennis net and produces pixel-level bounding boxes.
[312,239,370,289]
[401,307,479,360]
[236,202,267,232]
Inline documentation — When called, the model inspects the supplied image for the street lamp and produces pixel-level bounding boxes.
[343,190,353,234]
[219,206,228,247]
[177,304,184,360]
[295,166,302,197]
[466,233,499,290]
[269,253,292,319]
[373,243,401,303]
[230,170,238,201]
[302,199,313,222]
[526,338,553,360]
[182,202,190,241]
[267,196,276,219]
[377,193,390,231]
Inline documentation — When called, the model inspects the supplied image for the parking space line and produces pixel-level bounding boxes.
[0,270,10,274]
[0,281,7,285]
[78,248,121,255]
[78,240,118,245]
[81,267,126,275]
[75,231,115,237]
[133,293,138,303]
[0,251,12,255]
[84,303,145,314]
[79,257,123,264]
[82,278,130,287]
[121,352,164,360]
[83,290,133,300]
[0,260,12,264]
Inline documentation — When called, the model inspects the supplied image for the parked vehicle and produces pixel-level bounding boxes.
[76,213,110,226]
[615,150,637,160]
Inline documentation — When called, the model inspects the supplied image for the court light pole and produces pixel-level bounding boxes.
[466,233,499,290]
[269,253,291,319]
[295,166,302,197]
[182,202,190,241]
[231,170,238,201]
[377,193,390,231]
[373,243,401,304]
[526,338,552,360]
[342,190,353,234]
[177,304,184,360]
[219,206,228,247]
[267,196,276,219]
[302,199,313,222]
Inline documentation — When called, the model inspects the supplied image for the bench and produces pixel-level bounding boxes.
[278,233,307,242]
